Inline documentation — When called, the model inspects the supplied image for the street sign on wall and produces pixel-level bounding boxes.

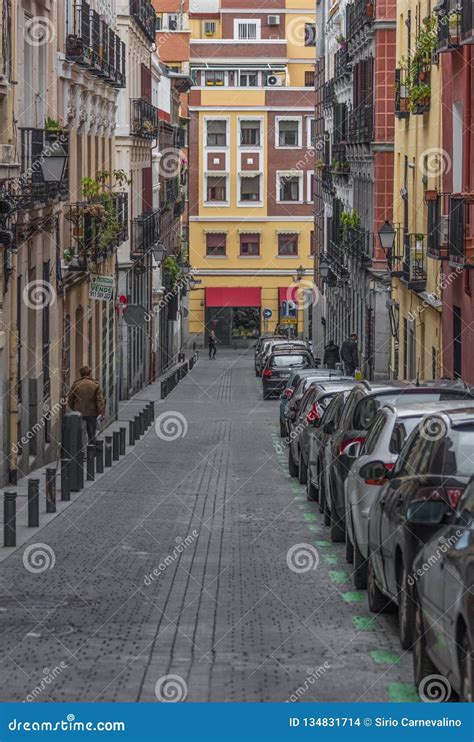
[89,274,114,302]
[262,308,273,319]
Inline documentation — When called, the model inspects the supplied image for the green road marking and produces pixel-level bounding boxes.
[352,616,377,632]
[329,570,349,585]
[315,540,332,547]
[323,554,340,565]
[370,649,400,665]
[341,591,365,603]
[308,524,322,532]
[303,513,318,522]
[294,496,305,502]
[388,682,419,703]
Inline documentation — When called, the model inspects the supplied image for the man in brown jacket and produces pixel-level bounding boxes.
[67,366,105,444]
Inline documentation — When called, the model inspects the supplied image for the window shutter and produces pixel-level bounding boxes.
[142,166,153,212]
[207,233,226,249]
[141,63,152,103]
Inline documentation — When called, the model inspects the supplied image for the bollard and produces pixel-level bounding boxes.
[63,413,83,492]
[86,444,96,481]
[4,492,17,547]
[45,468,57,513]
[28,479,40,527]
[77,450,84,490]
[178,351,185,363]
[112,431,120,461]
[105,436,112,467]
[119,427,126,456]
[134,415,140,440]
[129,419,135,446]
[96,440,104,474]
[140,410,146,434]
[60,460,71,501]
[147,403,153,427]
[150,400,155,420]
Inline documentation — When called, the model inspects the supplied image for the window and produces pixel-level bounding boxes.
[308,117,316,147]
[240,234,260,255]
[278,234,298,255]
[278,119,300,147]
[304,23,317,46]
[234,19,260,40]
[206,233,226,256]
[240,175,260,202]
[240,120,261,146]
[308,173,315,202]
[305,70,315,87]
[205,70,225,86]
[239,71,259,87]
[206,176,227,202]
[204,21,216,35]
[278,175,301,202]
[310,230,316,255]
[206,120,227,146]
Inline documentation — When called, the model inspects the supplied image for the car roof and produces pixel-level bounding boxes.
[439,408,474,426]
[381,400,474,418]
[271,349,311,357]
[352,382,474,398]
[316,383,360,395]
[308,379,358,391]
[356,378,473,392]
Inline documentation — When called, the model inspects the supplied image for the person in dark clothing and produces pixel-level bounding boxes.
[340,333,359,376]
[323,340,340,369]
[208,330,217,359]
[67,366,105,444]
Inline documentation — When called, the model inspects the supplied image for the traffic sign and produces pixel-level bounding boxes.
[262,308,272,319]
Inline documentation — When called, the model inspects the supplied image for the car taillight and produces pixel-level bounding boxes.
[339,436,366,456]
[263,368,272,378]
[283,388,294,398]
[416,485,464,510]
[306,403,322,424]
[364,463,394,485]
[446,488,463,509]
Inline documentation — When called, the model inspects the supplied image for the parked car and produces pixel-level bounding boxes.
[288,382,357,484]
[307,389,354,505]
[367,407,474,650]
[255,338,308,377]
[279,368,344,437]
[345,400,472,590]
[262,350,314,400]
[322,381,474,544]
[412,478,473,702]
[254,335,286,368]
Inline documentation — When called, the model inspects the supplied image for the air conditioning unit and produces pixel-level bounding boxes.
[267,74,283,87]
[268,15,280,25]
[168,14,178,30]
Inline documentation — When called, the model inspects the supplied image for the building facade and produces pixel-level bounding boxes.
[187,0,317,346]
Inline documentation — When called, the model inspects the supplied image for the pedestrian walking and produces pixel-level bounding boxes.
[67,366,105,444]
[340,333,359,377]
[323,340,340,370]
[208,330,217,360]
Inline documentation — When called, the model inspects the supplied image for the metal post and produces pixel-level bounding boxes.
[139,410,145,435]
[129,419,135,446]
[119,427,126,456]
[77,449,84,490]
[105,436,112,467]
[28,479,40,527]
[112,431,120,461]
[86,444,95,481]
[96,440,104,474]
[150,401,155,421]
[4,492,17,547]
[60,460,71,502]
[45,468,57,513]
[134,415,140,440]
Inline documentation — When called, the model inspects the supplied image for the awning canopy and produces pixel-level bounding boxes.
[279,286,299,303]
[206,287,261,308]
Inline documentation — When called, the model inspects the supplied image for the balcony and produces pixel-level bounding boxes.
[342,227,373,265]
[131,209,160,258]
[394,68,410,119]
[448,195,474,268]
[323,80,336,109]
[322,165,334,195]
[164,178,179,205]
[173,125,186,148]
[130,0,157,45]
[66,193,128,267]
[348,104,374,143]
[346,0,375,42]
[19,129,69,207]
[401,234,428,291]
[461,0,474,42]
[334,47,351,82]
[331,143,350,179]
[411,63,431,115]
[427,193,450,259]
[130,99,159,138]
[66,2,126,88]
[327,239,350,282]
[437,1,473,49]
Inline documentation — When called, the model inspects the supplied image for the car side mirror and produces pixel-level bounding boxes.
[359,460,391,485]
[323,420,335,435]
[344,441,361,459]
[285,409,296,421]
[406,500,451,526]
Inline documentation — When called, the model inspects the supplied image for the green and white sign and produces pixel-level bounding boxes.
[89,274,114,302]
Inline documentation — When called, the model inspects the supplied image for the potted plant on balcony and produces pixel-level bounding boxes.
[315,160,325,171]
[44,117,65,142]
[332,159,340,173]
[142,119,155,135]
[409,82,431,112]
[448,10,461,44]
[414,233,424,257]
[424,189,438,202]
[366,1,374,19]
[336,34,348,51]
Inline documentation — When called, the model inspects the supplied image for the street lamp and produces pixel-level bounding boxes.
[294,264,305,282]
[188,276,198,290]
[152,241,166,263]
[40,141,68,183]
[378,220,396,251]
[318,255,330,281]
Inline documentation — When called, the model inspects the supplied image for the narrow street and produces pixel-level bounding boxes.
[0,352,416,703]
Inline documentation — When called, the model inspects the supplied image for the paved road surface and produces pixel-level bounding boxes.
[0,351,417,702]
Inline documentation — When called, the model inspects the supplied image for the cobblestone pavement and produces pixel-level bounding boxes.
[0,351,417,703]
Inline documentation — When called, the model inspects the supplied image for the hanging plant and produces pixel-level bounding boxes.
[163,255,181,287]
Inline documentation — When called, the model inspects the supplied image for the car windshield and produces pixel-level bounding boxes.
[389,417,424,454]
[271,354,309,368]
[354,390,474,430]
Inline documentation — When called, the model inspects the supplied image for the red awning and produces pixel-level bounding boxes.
[205,287,261,308]
[279,286,299,303]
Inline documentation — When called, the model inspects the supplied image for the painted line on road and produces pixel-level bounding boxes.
[370,649,400,665]
[328,570,349,585]
[341,591,366,603]
[352,616,377,631]
[388,682,420,702]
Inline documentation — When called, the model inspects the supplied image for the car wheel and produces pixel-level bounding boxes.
[353,537,368,590]
[460,634,473,703]
[298,451,307,485]
[279,421,286,438]
[398,563,414,650]
[288,447,299,478]
[330,510,345,543]
[367,554,396,614]
[306,476,318,502]
[413,594,437,689]
[323,498,330,526]
[345,531,354,564]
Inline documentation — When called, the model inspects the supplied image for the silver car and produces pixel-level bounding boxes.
[255,338,308,376]
[344,400,471,589]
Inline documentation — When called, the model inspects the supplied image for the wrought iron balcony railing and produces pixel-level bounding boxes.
[461,0,474,42]
[334,47,351,82]
[342,227,373,264]
[131,209,160,258]
[130,98,159,138]
[427,193,450,259]
[164,178,179,205]
[348,104,374,143]
[332,143,350,177]
[437,0,473,48]
[19,129,69,207]
[394,68,410,118]
[401,234,428,291]
[327,239,350,281]
[323,80,336,108]
[66,193,128,266]
[346,0,375,42]
[448,194,474,268]
[322,165,334,195]
[130,0,157,44]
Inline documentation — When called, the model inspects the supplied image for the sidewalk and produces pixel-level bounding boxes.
[0,354,197,562]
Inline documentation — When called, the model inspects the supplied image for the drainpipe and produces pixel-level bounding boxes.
[464,46,471,297]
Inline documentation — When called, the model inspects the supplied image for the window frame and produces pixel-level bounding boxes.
[206,232,227,256]
[205,118,228,147]
[239,118,262,147]
[234,18,261,41]
[275,116,302,149]
[238,174,262,205]
[278,233,299,256]
[205,175,228,204]
[276,172,303,204]
[239,233,261,256]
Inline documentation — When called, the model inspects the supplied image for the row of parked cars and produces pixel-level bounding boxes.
[254,335,473,702]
